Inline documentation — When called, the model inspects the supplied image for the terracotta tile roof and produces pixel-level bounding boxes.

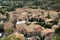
[45,19,53,22]
[17,15,23,20]
[24,26,34,33]
[41,29,54,36]
[15,8,25,13]
[52,25,59,30]
[16,24,27,31]
[4,22,14,31]
[29,23,43,32]
[8,12,15,22]
[34,24,43,32]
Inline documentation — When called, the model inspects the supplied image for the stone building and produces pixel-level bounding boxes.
[52,25,59,30]
[4,22,14,31]
[41,29,54,40]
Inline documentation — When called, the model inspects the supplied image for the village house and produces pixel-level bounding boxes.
[4,22,14,31]
[4,22,14,35]
[6,8,58,23]
[16,24,26,33]
[8,11,16,22]
[16,22,43,39]
[41,29,54,40]
[52,25,59,30]
[21,12,29,21]
[16,23,35,38]
[5,11,17,23]
[48,11,58,20]
[24,26,34,37]
[16,23,34,38]
[15,8,26,14]
[15,8,47,22]
[17,12,28,22]
[28,23,43,37]
[45,19,53,25]
[33,24,43,36]
[5,11,18,28]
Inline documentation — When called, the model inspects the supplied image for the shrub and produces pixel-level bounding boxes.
[36,18,53,28]
[58,13,60,18]
[55,26,60,34]
[0,24,4,29]
[52,34,60,40]
[44,23,52,28]
[2,34,21,40]
[53,18,59,25]
[52,23,60,40]
[15,37,21,40]
[6,28,14,34]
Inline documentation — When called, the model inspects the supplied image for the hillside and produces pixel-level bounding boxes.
[0,0,60,40]
[0,0,60,14]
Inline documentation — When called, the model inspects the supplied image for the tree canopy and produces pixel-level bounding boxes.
[0,0,60,14]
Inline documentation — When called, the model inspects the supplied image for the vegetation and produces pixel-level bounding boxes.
[58,13,60,18]
[0,24,4,29]
[36,18,52,28]
[55,26,60,34]
[52,26,60,40]
[0,0,60,40]
[0,0,60,14]
[52,18,59,25]
[1,34,21,40]
[6,28,14,34]
[52,33,60,40]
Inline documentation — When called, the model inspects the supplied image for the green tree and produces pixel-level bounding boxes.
[0,24,4,29]
[55,26,60,34]
[6,28,14,34]
[2,34,21,40]
[53,18,59,25]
